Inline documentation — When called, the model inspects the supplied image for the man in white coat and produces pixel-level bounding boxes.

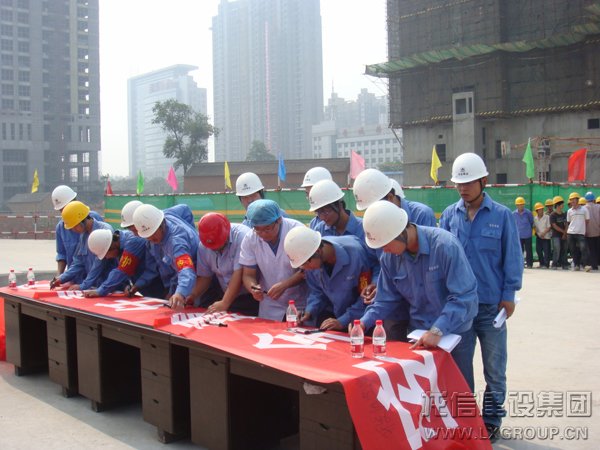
[239,199,308,321]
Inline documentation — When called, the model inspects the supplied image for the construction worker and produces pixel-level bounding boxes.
[51,201,114,290]
[284,227,374,331]
[309,179,364,238]
[533,202,551,268]
[84,228,164,298]
[513,196,534,268]
[358,201,478,380]
[187,213,258,316]
[239,199,307,321]
[301,166,332,230]
[132,204,199,308]
[544,198,554,215]
[353,168,436,226]
[120,200,195,234]
[566,193,590,271]
[439,152,523,442]
[549,196,569,269]
[584,192,600,271]
[235,172,287,227]
[52,185,103,275]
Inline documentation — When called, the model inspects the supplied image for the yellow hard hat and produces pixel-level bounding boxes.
[544,199,553,207]
[597,197,600,204]
[515,197,526,205]
[62,200,90,229]
[534,202,544,211]
[578,197,586,205]
[568,192,580,201]
[553,195,564,205]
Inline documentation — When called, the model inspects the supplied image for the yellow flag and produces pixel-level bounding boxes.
[224,161,232,190]
[430,146,442,184]
[31,169,39,193]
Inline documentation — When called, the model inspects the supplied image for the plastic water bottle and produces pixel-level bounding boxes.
[27,267,35,286]
[8,269,17,288]
[350,320,364,358]
[372,320,387,357]
[286,300,298,328]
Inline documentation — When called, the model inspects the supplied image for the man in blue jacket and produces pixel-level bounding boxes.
[284,227,374,331]
[440,152,523,442]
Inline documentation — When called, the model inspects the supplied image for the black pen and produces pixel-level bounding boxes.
[251,286,268,294]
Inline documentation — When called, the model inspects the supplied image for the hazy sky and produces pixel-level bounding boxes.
[99,0,388,177]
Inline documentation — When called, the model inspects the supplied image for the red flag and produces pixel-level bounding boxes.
[567,148,587,182]
[166,166,179,191]
[105,180,113,195]
[349,150,365,180]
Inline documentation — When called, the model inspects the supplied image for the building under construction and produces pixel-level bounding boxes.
[367,0,600,185]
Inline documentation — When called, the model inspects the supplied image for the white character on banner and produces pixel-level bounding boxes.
[170,312,254,329]
[57,290,85,299]
[95,298,167,311]
[253,332,333,350]
[354,351,458,450]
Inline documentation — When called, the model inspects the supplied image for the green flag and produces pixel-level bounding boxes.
[136,169,144,195]
[522,138,535,180]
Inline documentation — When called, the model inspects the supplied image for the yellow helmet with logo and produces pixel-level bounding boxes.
[515,197,526,205]
[534,202,544,211]
[62,201,90,229]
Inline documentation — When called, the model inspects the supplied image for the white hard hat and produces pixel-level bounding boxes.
[451,153,488,183]
[236,172,264,196]
[284,226,322,269]
[120,200,143,227]
[301,167,332,188]
[363,200,408,249]
[308,179,344,212]
[133,204,165,238]
[88,229,113,260]
[389,179,405,199]
[52,185,77,210]
[353,169,393,210]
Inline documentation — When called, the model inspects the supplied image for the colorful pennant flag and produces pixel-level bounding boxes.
[224,161,232,190]
[522,138,535,181]
[349,150,365,180]
[567,148,587,182]
[430,145,442,184]
[31,169,39,193]
[166,166,179,191]
[278,153,286,182]
[136,169,144,195]
[105,179,113,195]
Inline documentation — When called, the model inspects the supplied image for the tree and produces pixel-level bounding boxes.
[246,140,276,161]
[152,99,217,173]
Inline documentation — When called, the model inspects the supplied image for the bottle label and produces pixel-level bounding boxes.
[373,344,386,356]
[286,315,297,327]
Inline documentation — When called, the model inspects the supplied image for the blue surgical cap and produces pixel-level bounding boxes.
[247,199,281,227]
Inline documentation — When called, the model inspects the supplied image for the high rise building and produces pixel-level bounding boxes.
[212,0,323,162]
[368,0,600,185]
[0,0,100,208]
[127,64,207,179]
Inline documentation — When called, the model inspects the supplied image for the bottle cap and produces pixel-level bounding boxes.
[376,320,383,325]
[10,268,14,272]
[353,319,360,325]
[289,300,295,304]
[28,267,32,270]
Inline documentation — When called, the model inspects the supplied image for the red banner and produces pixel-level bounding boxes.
[1,284,491,450]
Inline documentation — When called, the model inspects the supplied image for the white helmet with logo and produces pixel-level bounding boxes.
[301,167,332,188]
[363,200,408,249]
[120,200,143,227]
[353,169,393,210]
[133,204,165,238]
[389,178,405,199]
[308,179,344,212]
[52,185,77,210]
[236,172,264,197]
[88,229,113,260]
[284,226,322,268]
[451,153,488,183]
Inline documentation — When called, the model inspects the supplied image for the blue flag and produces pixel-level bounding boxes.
[278,152,286,182]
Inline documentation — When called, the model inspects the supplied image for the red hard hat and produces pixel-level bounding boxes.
[198,212,231,250]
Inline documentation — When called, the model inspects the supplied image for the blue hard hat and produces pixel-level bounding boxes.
[246,199,281,227]
[585,192,595,202]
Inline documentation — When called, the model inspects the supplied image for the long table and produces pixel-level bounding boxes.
[1,285,491,450]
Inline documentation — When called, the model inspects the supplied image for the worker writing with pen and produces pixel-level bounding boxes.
[239,199,308,321]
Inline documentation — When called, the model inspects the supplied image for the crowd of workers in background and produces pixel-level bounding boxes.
[47,150,600,442]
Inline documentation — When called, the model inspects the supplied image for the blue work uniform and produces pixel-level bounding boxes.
[440,192,523,427]
[147,215,198,298]
[513,208,534,239]
[401,199,437,227]
[308,215,323,230]
[164,204,195,230]
[94,230,148,297]
[56,210,103,268]
[59,219,115,288]
[304,235,374,327]
[239,218,308,320]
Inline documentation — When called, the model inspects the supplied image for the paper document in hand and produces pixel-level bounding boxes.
[407,329,462,352]
[493,296,521,328]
